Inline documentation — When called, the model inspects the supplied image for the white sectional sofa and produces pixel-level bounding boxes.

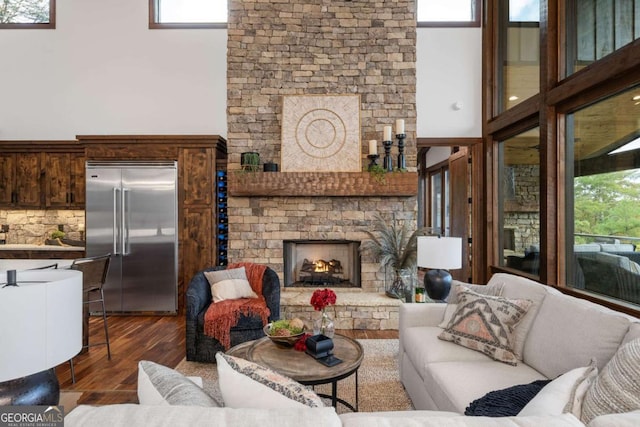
[66,405,591,426]
[64,272,640,426]
[399,273,640,424]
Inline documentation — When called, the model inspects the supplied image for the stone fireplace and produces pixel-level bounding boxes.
[283,240,361,288]
[226,0,418,296]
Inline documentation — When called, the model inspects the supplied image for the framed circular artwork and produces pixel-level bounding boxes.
[281,95,361,172]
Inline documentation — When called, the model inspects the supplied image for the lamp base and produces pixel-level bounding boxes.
[0,369,60,406]
[424,269,452,302]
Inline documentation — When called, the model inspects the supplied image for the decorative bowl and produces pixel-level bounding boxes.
[263,323,306,347]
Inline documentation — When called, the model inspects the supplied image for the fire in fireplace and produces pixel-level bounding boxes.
[283,240,361,288]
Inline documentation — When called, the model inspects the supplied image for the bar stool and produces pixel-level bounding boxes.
[68,254,112,383]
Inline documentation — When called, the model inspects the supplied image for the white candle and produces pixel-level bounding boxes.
[368,140,378,155]
[383,126,392,141]
[395,119,405,135]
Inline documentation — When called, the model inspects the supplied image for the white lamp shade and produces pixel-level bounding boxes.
[417,236,462,270]
[0,269,82,382]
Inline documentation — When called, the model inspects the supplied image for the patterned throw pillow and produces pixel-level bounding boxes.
[438,288,532,365]
[581,338,640,424]
[215,352,324,409]
[438,282,506,328]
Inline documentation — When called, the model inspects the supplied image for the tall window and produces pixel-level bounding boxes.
[566,86,640,305]
[0,0,54,28]
[497,0,540,113]
[417,0,480,27]
[150,0,227,29]
[565,0,640,77]
[498,126,541,276]
[427,166,450,235]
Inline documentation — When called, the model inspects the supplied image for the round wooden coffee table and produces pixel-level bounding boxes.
[227,334,364,411]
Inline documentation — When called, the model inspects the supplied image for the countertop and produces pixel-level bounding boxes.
[0,244,85,251]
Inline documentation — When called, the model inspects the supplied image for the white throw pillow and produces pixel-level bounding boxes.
[137,360,219,407]
[518,362,597,417]
[215,352,324,409]
[210,278,258,302]
[204,267,258,302]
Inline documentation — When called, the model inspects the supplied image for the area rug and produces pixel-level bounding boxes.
[59,391,82,414]
[175,339,414,413]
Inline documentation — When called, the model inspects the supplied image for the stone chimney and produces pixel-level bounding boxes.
[226,0,417,293]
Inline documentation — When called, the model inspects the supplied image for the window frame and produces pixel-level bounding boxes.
[484,0,640,316]
[149,0,227,29]
[417,0,481,28]
[0,0,55,29]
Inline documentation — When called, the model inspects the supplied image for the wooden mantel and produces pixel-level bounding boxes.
[228,171,418,197]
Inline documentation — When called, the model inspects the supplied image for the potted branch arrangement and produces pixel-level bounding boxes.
[360,214,429,301]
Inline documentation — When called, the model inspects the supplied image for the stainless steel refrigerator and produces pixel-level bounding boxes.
[85,161,178,314]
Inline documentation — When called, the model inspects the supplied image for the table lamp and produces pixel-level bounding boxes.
[417,236,462,301]
[0,269,82,405]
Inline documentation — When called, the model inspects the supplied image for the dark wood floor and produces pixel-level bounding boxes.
[56,315,399,405]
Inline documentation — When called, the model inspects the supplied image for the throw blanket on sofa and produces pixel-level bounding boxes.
[465,379,551,417]
[203,262,270,349]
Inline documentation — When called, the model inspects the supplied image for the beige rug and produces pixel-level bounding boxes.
[59,391,82,414]
[175,339,414,413]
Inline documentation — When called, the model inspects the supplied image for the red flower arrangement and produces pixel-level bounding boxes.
[310,288,337,311]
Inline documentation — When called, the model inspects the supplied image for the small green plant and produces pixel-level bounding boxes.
[51,230,65,240]
[368,164,387,184]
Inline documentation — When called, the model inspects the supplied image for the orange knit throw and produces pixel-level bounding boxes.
[203,263,270,350]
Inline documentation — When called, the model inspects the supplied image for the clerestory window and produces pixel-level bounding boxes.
[417,0,481,27]
[149,0,227,29]
[0,0,55,29]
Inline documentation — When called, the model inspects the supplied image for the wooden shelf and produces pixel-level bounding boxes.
[228,171,418,197]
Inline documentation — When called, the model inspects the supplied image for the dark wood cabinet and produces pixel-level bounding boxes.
[0,141,84,209]
[0,152,41,207]
[0,153,14,205]
[15,154,41,207]
[182,148,213,206]
[44,152,86,208]
[71,155,86,207]
[44,153,72,207]
[183,207,214,278]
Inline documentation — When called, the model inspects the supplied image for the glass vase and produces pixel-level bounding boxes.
[399,268,416,303]
[385,266,406,300]
[313,311,335,338]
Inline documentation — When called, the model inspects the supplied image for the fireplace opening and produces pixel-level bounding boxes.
[283,240,361,288]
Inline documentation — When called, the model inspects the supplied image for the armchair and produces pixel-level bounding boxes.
[186,264,281,363]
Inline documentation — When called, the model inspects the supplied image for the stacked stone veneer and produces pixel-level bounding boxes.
[504,165,540,253]
[281,289,401,330]
[0,210,85,244]
[226,0,418,303]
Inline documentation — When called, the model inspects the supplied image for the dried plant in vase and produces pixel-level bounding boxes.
[361,214,429,300]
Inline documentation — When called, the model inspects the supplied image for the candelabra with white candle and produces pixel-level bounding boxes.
[382,126,393,172]
[367,140,380,171]
[395,119,406,170]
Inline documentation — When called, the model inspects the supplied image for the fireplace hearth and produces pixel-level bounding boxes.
[284,240,361,288]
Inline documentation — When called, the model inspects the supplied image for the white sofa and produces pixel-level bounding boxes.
[399,273,640,423]
[65,405,594,426]
[64,272,640,426]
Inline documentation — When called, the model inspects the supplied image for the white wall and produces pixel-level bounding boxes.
[0,0,227,140]
[425,146,452,168]
[0,4,482,141]
[416,28,482,138]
